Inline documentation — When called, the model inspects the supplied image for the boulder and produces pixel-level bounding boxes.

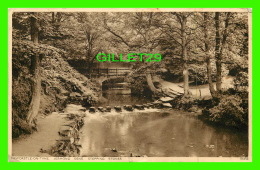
[134,105,145,110]
[162,103,172,108]
[114,106,122,112]
[124,105,134,111]
[98,107,105,112]
[89,107,96,113]
[105,106,111,112]
[159,97,174,103]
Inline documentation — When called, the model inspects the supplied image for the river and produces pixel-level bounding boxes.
[79,88,248,157]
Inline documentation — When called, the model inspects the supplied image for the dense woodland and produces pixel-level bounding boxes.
[12,12,249,138]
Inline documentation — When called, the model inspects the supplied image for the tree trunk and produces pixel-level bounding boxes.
[145,70,159,93]
[206,58,216,96]
[183,59,189,96]
[180,16,189,96]
[26,13,41,124]
[214,12,222,92]
[204,13,216,97]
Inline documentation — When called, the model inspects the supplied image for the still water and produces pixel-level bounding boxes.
[79,89,248,157]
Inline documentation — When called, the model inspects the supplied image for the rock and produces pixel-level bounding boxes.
[152,101,162,108]
[98,107,105,112]
[159,97,174,103]
[105,106,111,112]
[147,103,154,108]
[134,105,145,110]
[89,107,96,113]
[124,105,134,111]
[114,106,122,112]
[162,103,172,108]
[58,126,73,137]
[143,104,149,108]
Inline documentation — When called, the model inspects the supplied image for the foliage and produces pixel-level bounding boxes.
[127,75,153,98]
[12,40,98,138]
[234,71,248,91]
[208,95,247,127]
[171,96,197,110]
[188,62,229,84]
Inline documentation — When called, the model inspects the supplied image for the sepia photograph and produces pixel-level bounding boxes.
[9,8,251,162]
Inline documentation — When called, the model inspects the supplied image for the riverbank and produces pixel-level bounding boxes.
[12,104,86,157]
[12,40,99,138]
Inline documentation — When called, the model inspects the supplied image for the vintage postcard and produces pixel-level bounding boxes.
[9,8,252,162]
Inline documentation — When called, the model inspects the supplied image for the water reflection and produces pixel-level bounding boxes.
[97,89,152,107]
[80,111,248,157]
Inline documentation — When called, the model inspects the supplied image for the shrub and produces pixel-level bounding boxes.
[234,71,248,92]
[128,75,153,98]
[208,95,247,127]
[171,96,196,110]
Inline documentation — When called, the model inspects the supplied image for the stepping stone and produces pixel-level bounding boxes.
[134,105,145,110]
[89,107,96,113]
[58,126,73,137]
[105,106,111,112]
[114,106,122,112]
[98,107,105,112]
[124,105,134,111]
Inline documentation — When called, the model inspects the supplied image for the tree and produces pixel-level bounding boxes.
[26,12,41,124]
[202,13,216,97]
[103,12,163,93]
[76,13,105,73]
[163,12,193,96]
[214,12,232,93]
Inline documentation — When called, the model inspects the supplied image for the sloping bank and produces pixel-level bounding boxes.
[12,40,99,139]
